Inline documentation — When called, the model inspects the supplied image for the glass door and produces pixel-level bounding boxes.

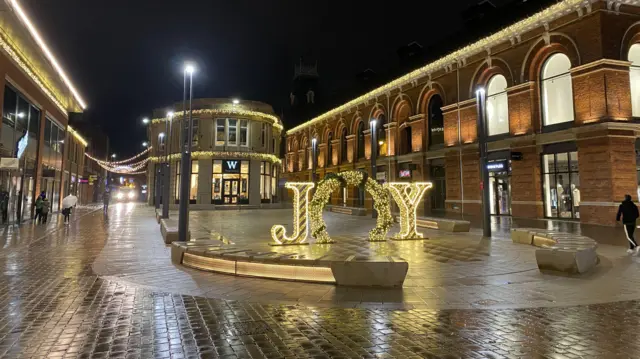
[223,179,240,204]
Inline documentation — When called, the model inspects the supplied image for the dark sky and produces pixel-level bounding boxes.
[21,0,485,157]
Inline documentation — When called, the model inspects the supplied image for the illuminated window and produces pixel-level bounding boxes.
[541,54,574,126]
[486,75,509,136]
[629,44,640,117]
[175,160,180,203]
[357,122,365,159]
[340,127,347,163]
[326,132,333,167]
[190,160,198,203]
[191,118,199,147]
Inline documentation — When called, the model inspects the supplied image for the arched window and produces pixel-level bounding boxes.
[357,122,365,159]
[629,44,640,117]
[326,132,333,167]
[340,127,347,163]
[486,75,509,136]
[428,95,444,147]
[541,53,574,126]
[373,115,387,157]
[401,126,412,155]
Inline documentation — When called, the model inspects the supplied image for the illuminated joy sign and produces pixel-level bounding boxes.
[271,171,432,244]
[16,132,28,159]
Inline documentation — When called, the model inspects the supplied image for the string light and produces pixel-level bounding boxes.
[270,183,315,245]
[150,151,281,165]
[151,107,283,131]
[386,182,433,240]
[309,170,392,242]
[286,0,588,135]
[86,147,152,166]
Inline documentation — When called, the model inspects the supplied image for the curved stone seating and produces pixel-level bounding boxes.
[395,216,471,232]
[511,228,598,274]
[171,240,408,287]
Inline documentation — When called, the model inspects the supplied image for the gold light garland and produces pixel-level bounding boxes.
[386,182,433,240]
[309,170,392,242]
[149,151,281,165]
[86,147,152,166]
[286,0,589,135]
[270,182,315,245]
[151,108,283,131]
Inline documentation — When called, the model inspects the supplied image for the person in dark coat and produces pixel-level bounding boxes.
[617,194,640,254]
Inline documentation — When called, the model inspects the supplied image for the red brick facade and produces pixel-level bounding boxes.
[284,1,640,226]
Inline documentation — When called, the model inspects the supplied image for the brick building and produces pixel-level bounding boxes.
[283,0,640,226]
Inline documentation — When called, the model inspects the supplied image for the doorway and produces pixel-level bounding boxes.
[430,166,446,211]
[223,179,239,204]
[489,173,511,215]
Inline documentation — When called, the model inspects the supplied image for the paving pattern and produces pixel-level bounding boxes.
[1,203,640,357]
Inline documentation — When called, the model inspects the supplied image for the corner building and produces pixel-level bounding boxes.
[147,99,282,209]
[284,0,640,226]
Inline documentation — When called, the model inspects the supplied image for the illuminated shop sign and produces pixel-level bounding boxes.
[223,160,240,173]
[399,169,411,178]
[487,160,509,172]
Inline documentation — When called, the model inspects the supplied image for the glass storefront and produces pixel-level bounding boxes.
[212,160,249,204]
[543,151,580,219]
[175,160,198,204]
[488,161,511,216]
[260,161,278,203]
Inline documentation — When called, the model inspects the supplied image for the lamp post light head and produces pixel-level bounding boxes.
[142,142,148,147]
[167,111,174,119]
[142,117,150,125]
[184,63,195,75]
[111,154,116,159]
[378,141,384,146]
[158,132,165,138]
[232,99,240,105]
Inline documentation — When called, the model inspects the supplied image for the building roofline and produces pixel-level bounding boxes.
[286,0,596,135]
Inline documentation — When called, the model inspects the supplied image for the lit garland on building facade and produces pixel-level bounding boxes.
[270,182,315,245]
[149,151,281,165]
[386,182,433,240]
[151,108,283,131]
[86,147,152,166]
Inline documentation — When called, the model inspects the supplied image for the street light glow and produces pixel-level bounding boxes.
[142,142,148,147]
[370,119,376,128]
[167,111,174,119]
[312,137,317,145]
[184,63,195,74]
[379,141,384,146]
[159,132,165,138]
[17,112,25,118]
[142,117,149,124]
[111,154,116,159]
[232,99,240,105]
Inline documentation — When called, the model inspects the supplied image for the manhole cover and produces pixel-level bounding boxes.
[224,321,273,335]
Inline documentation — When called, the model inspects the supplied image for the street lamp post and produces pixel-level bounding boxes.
[369,119,378,219]
[162,111,173,219]
[475,88,491,238]
[311,138,317,183]
[178,64,195,242]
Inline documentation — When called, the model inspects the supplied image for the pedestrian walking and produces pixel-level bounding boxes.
[41,197,50,224]
[617,194,640,254]
[103,190,110,212]
[61,193,78,224]
[34,194,43,223]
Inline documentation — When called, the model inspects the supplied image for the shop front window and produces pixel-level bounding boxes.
[542,151,580,219]
[212,159,249,204]
[175,160,181,203]
[261,161,276,202]
[190,160,198,203]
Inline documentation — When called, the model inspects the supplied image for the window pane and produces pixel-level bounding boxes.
[556,173,571,218]
[570,172,580,219]
[213,160,222,174]
[190,174,198,200]
[544,172,557,217]
[216,119,225,145]
[241,161,249,174]
[240,120,248,146]
[630,44,640,117]
[486,75,509,136]
[260,162,265,174]
[192,160,199,173]
[543,154,555,173]
[542,54,574,126]
[556,153,569,172]
[569,152,579,172]
[228,119,237,145]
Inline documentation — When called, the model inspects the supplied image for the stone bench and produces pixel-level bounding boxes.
[325,205,367,216]
[511,228,598,274]
[160,219,190,244]
[171,240,408,287]
[395,216,471,232]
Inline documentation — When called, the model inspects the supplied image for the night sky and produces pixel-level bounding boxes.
[21,0,514,157]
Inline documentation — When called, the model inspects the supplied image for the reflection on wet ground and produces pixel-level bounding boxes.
[0,203,639,357]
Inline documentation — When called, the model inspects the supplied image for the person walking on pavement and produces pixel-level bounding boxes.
[617,194,640,254]
[103,189,110,212]
[34,194,43,223]
[41,196,50,224]
[61,193,78,224]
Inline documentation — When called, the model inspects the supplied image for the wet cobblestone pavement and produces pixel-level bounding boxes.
[2,203,640,357]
